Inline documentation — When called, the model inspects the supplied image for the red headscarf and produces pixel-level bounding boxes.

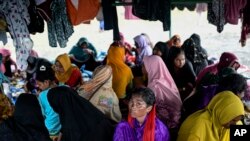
[217,52,239,71]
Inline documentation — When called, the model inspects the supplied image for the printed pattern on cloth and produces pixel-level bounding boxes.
[0,0,32,71]
[47,0,74,47]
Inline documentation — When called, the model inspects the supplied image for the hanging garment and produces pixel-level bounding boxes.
[47,0,74,47]
[102,0,120,41]
[28,0,45,34]
[207,0,225,33]
[124,0,139,20]
[196,3,207,14]
[132,0,171,31]
[66,0,100,25]
[0,0,32,71]
[240,1,250,47]
[0,31,7,45]
[224,0,247,24]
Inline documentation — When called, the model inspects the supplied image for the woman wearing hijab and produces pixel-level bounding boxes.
[182,33,208,75]
[133,34,152,65]
[54,53,83,88]
[78,65,122,122]
[153,41,169,66]
[142,55,182,139]
[113,87,170,141]
[0,93,52,141]
[68,37,99,70]
[0,48,17,77]
[167,34,182,48]
[196,52,240,85]
[106,44,133,99]
[47,86,115,141]
[177,91,245,141]
[167,47,196,101]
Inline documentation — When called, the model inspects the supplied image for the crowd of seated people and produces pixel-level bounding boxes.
[1,33,250,141]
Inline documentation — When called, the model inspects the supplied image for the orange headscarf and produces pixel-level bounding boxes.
[107,45,133,98]
[54,53,75,83]
[167,34,182,48]
[0,94,14,122]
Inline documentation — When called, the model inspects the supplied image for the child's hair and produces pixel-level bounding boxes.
[128,87,156,141]
[35,62,55,82]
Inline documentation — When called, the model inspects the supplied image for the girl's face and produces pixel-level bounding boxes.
[222,115,243,129]
[174,53,185,69]
[54,61,65,73]
[128,95,152,120]
[153,48,162,57]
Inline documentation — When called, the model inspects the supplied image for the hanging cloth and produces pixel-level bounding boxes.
[66,0,100,25]
[0,0,32,71]
[240,1,250,47]
[47,0,74,47]
[132,0,171,31]
[224,0,247,25]
[207,0,226,33]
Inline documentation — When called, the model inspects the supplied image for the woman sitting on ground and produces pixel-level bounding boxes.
[68,37,100,71]
[177,90,245,141]
[0,93,51,141]
[113,87,170,141]
[78,65,122,122]
[0,48,17,78]
[54,53,83,88]
[167,47,196,101]
[47,86,115,141]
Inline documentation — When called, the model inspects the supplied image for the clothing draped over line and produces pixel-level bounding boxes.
[66,0,100,25]
[0,0,32,71]
[113,118,170,141]
[132,0,171,31]
[224,0,247,25]
[102,0,120,41]
[54,54,83,88]
[107,46,133,99]
[240,1,250,47]
[207,0,225,33]
[177,91,244,141]
[78,65,122,122]
[143,55,182,129]
[47,0,74,47]
[47,86,114,141]
[124,0,139,20]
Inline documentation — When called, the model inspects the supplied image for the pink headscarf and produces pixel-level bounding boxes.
[143,55,182,128]
[0,48,11,57]
[0,48,11,73]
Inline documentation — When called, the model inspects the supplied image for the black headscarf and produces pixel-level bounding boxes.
[0,94,51,141]
[153,41,169,66]
[47,86,114,141]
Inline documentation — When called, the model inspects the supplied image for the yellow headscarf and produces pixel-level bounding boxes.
[177,91,244,141]
[54,53,75,83]
[107,45,133,98]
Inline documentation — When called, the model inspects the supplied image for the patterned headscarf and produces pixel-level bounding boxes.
[0,94,14,122]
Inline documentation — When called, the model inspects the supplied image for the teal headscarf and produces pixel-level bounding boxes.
[69,37,97,62]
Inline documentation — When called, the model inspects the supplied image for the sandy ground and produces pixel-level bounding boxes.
[3,7,250,68]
